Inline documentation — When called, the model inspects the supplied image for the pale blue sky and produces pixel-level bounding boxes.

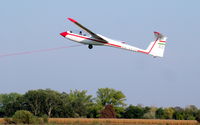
[0,0,200,107]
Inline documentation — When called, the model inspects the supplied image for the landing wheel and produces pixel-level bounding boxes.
[88,44,93,49]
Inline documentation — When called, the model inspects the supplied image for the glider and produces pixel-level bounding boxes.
[60,18,167,57]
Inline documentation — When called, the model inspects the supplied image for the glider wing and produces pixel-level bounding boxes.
[68,18,107,42]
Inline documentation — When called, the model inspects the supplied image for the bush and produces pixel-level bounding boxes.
[12,110,35,124]
[42,114,49,123]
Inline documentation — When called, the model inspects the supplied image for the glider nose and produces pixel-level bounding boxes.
[60,32,68,37]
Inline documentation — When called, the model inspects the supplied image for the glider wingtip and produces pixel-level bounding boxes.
[67,17,77,23]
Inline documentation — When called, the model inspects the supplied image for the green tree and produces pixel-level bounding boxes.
[96,88,126,107]
[0,93,22,117]
[156,108,165,119]
[0,93,21,105]
[173,107,184,120]
[143,106,157,119]
[184,105,198,120]
[23,89,62,117]
[163,107,175,119]
[86,103,101,118]
[0,94,5,117]
[96,88,126,117]
[123,105,145,118]
[23,90,45,116]
[42,89,61,117]
[60,90,93,118]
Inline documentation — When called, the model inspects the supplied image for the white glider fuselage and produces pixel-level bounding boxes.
[62,31,140,52]
[60,18,167,57]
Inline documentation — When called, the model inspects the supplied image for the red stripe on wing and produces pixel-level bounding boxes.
[68,18,77,23]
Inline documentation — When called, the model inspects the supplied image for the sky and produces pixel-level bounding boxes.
[0,0,200,108]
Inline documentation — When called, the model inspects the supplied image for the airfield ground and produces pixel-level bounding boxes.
[0,118,199,125]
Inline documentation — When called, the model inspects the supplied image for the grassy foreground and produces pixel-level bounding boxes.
[0,118,199,125]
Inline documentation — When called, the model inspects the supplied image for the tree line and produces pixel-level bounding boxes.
[0,88,200,121]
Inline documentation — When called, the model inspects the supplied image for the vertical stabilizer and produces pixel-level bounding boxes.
[147,32,167,57]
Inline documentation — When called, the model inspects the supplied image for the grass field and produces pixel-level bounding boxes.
[0,118,199,125]
[49,118,199,125]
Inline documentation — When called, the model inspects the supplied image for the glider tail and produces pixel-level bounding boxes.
[145,32,167,57]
